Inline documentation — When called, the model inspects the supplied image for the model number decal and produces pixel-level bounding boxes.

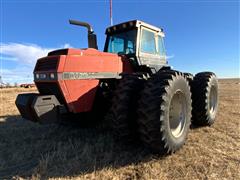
[62,72,120,80]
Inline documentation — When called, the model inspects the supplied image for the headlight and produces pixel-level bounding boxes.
[39,74,46,79]
[50,73,55,79]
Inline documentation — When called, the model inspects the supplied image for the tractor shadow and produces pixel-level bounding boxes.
[0,115,165,179]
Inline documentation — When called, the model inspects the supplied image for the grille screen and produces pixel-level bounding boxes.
[35,57,59,71]
[36,82,65,104]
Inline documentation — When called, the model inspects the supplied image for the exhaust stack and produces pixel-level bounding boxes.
[69,19,98,49]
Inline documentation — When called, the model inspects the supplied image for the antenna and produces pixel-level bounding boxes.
[110,0,113,26]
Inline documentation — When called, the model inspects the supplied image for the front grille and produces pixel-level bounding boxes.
[36,82,65,104]
[35,57,59,71]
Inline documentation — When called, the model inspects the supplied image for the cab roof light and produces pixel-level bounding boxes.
[129,22,134,26]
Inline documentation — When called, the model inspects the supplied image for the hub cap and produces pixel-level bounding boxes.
[169,90,187,138]
[209,85,218,115]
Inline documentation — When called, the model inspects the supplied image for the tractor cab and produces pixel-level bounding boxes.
[104,20,167,71]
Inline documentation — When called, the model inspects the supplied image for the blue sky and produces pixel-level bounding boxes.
[0,0,239,84]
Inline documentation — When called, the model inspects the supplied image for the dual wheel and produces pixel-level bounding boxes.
[110,70,218,154]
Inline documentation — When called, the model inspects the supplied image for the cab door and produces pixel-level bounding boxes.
[137,26,167,70]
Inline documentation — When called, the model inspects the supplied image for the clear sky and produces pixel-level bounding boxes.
[0,0,239,84]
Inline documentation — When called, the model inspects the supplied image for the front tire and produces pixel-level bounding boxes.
[110,74,144,140]
[183,72,194,82]
[137,70,192,154]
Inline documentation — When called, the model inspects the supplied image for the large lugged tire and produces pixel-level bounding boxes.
[191,72,218,126]
[137,70,192,154]
[183,72,194,82]
[110,74,144,140]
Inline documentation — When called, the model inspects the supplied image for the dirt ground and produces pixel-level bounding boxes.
[0,79,239,180]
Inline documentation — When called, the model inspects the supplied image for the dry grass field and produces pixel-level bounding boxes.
[0,79,239,180]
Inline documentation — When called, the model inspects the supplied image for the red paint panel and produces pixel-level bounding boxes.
[57,55,66,72]
[56,49,127,113]
[35,48,134,113]
[62,49,123,73]
[63,79,99,112]
[63,49,83,55]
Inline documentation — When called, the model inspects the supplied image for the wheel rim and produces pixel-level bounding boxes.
[209,85,217,115]
[169,90,187,138]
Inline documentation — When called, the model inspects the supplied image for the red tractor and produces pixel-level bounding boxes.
[16,20,218,154]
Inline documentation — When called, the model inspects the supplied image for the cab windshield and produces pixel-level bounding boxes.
[106,29,137,55]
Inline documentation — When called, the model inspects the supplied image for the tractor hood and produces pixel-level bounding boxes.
[33,48,132,114]
[48,48,97,56]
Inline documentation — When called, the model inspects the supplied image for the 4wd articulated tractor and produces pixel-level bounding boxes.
[16,20,219,154]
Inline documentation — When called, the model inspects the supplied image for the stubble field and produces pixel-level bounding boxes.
[0,79,239,180]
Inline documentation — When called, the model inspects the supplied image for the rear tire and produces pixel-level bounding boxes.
[183,72,194,82]
[137,70,192,154]
[191,72,218,126]
[110,74,144,140]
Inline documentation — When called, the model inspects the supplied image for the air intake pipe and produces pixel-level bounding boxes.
[69,19,98,49]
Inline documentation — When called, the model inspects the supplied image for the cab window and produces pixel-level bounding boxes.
[158,35,166,56]
[140,29,156,54]
[106,29,137,54]
[108,37,124,53]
